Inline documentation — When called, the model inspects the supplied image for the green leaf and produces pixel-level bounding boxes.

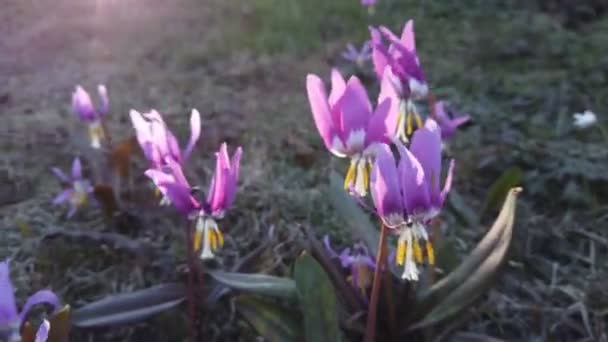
[47,305,71,342]
[236,296,301,342]
[72,283,185,327]
[328,172,379,255]
[294,253,341,342]
[481,167,523,218]
[208,270,297,300]
[412,188,522,329]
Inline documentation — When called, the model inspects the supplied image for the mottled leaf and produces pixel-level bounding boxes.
[208,270,297,300]
[413,188,522,328]
[294,253,341,342]
[328,172,379,256]
[236,296,301,342]
[72,283,185,327]
[481,167,522,218]
[47,305,71,342]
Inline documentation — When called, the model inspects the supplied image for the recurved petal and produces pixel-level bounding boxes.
[400,20,416,51]
[365,97,393,145]
[370,144,402,218]
[35,320,50,342]
[160,180,200,215]
[410,119,442,200]
[328,69,347,108]
[438,159,455,208]
[52,189,72,205]
[339,77,373,136]
[306,74,337,151]
[224,146,242,210]
[395,140,430,214]
[72,86,96,122]
[51,167,69,183]
[129,109,152,148]
[369,27,390,80]
[183,109,201,161]
[207,144,229,214]
[71,157,82,179]
[18,290,60,324]
[0,260,19,326]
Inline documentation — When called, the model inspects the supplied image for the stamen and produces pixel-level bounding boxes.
[414,112,423,130]
[396,239,406,266]
[344,160,357,190]
[193,230,202,251]
[406,111,414,136]
[413,241,423,263]
[426,240,435,265]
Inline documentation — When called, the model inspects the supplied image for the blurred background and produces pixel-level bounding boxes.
[1,0,607,340]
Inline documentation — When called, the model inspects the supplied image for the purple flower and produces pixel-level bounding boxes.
[130,109,201,169]
[341,41,372,67]
[370,119,454,280]
[0,260,60,340]
[35,320,50,342]
[51,157,93,218]
[433,101,470,140]
[361,0,377,14]
[146,143,242,259]
[72,85,109,149]
[324,236,375,299]
[306,69,397,196]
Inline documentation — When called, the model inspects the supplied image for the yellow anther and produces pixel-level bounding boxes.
[344,162,356,190]
[406,112,414,136]
[414,112,423,130]
[210,230,218,251]
[217,229,225,248]
[413,241,423,264]
[426,241,435,265]
[193,230,202,251]
[361,163,370,192]
[396,240,406,266]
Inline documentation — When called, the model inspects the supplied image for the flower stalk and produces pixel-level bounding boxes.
[363,222,389,342]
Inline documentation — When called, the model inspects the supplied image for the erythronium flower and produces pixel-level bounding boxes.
[370,119,454,280]
[324,236,375,299]
[130,109,201,204]
[434,101,471,140]
[361,0,377,14]
[51,157,93,218]
[146,143,242,260]
[572,110,597,129]
[72,85,109,149]
[306,68,396,196]
[371,20,428,142]
[0,260,60,341]
[342,41,372,68]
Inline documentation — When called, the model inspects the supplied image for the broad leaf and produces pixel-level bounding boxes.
[72,283,185,327]
[412,188,522,328]
[236,296,301,342]
[328,172,379,256]
[294,253,341,342]
[208,270,297,300]
[481,167,522,218]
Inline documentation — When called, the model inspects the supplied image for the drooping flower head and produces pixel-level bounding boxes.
[370,20,428,142]
[324,236,375,299]
[51,157,93,218]
[370,119,454,280]
[146,143,242,260]
[433,101,470,140]
[342,41,372,68]
[306,68,396,196]
[0,260,60,341]
[72,85,109,149]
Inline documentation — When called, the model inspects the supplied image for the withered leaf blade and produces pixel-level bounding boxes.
[93,184,119,218]
[71,283,185,328]
[236,295,302,342]
[108,136,138,180]
[328,172,379,256]
[208,270,297,300]
[294,253,341,342]
[47,305,71,342]
[412,188,522,329]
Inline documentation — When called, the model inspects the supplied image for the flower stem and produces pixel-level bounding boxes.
[185,222,198,342]
[364,223,388,342]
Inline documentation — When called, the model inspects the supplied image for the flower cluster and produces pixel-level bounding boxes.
[324,236,375,298]
[307,19,466,281]
[0,260,58,342]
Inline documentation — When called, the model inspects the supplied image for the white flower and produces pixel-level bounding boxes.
[573,110,597,129]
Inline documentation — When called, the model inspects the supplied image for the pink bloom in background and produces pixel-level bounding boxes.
[51,157,94,218]
[0,260,59,341]
[342,41,372,68]
[72,85,109,149]
[306,68,397,196]
[433,101,470,140]
[370,119,454,280]
[146,143,242,260]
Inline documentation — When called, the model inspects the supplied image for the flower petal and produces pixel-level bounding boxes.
[71,157,82,180]
[183,109,201,161]
[159,179,200,215]
[224,146,242,210]
[51,167,69,183]
[0,260,19,326]
[207,144,229,214]
[400,20,416,51]
[338,76,372,137]
[52,189,72,205]
[438,159,455,208]
[370,143,403,219]
[97,84,109,116]
[306,74,337,151]
[369,26,390,80]
[395,140,430,214]
[72,86,96,122]
[328,69,346,108]
[410,119,442,204]
[18,290,60,324]
[35,320,50,342]
[365,97,393,145]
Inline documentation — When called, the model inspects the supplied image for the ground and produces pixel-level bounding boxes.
[1,0,607,341]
